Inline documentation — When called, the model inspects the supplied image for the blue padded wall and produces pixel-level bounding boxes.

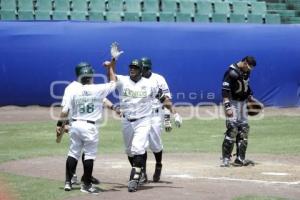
[0,22,299,107]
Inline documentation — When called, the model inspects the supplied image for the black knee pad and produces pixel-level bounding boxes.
[225,121,238,138]
[239,123,249,139]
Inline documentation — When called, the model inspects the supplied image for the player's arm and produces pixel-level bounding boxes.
[56,109,69,143]
[222,70,237,117]
[103,98,121,115]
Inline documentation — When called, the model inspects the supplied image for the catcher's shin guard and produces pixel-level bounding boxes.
[237,139,248,161]
[222,137,234,159]
[236,124,249,160]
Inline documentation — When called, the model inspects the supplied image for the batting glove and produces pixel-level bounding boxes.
[164,114,172,132]
[110,42,124,60]
[174,113,182,128]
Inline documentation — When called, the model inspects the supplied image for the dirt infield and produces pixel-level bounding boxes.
[0,106,300,200]
[0,154,299,200]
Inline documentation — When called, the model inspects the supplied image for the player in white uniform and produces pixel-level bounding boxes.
[113,58,160,192]
[56,61,116,194]
[140,57,182,183]
[61,63,100,186]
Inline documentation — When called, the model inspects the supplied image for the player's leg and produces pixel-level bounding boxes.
[80,153,100,184]
[65,125,82,191]
[122,119,135,166]
[149,115,164,182]
[221,101,238,167]
[81,123,100,194]
[128,117,151,192]
[233,123,251,166]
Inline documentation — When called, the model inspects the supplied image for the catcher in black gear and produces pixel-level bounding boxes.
[220,56,263,167]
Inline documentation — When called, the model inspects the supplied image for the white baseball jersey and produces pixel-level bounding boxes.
[62,81,116,160]
[146,73,172,153]
[61,81,82,107]
[116,75,158,120]
[116,75,158,156]
[63,81,116,122]
[148,73,171,110]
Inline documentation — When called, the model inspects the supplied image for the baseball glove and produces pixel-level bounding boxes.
[247,98,263,116]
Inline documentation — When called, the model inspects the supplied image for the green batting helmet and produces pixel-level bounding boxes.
[141,57,152,69]
[75,62,94,77]
[129,59,143,70]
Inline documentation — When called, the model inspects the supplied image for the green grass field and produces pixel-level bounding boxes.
[0,116,299,200]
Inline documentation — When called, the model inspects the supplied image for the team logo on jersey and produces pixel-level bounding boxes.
[123,88,147,98]
[82,90,91,96]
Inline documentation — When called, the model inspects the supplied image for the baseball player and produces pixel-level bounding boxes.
[220,56,257,167]
[56,60,116,194]
[140,57,182,183]
[61,63,100,186]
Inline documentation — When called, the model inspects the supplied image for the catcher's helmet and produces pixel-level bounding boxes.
[141,57,152,70]
[129,59,142,70]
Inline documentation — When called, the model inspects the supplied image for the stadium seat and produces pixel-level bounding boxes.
[161,0,178,13]
[35,0,53,12]
[52,11,69,20]
[89,0,106,12]
[54,0,70,12]
[72,0,88,12]
[176,13,191,22]
[247,14,263,23]
[105,11,122,21]
[212,13,228,23]
[265,14,281,24]
[123,12,140,21]
[179,0,195,14]
[35,10,51,20]
[18,0,34,11]
[250,2,267,15]
[107,0,124,12]
[159,12,174,22]
[70,11,87,20]
[0,0,17,11]
[232,1,249,16]
[140,12,157,21]
[88,11,105,21]
[214,2,230,15]
[0,10,16,20]
[197,1,212,16]
[142,0,159,13]
[194,13,209,23]
[18,10,34,20]
[230,14,245,23]
[125,0,141,12]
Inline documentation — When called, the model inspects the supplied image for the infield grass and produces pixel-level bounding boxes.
[0,116,299,163]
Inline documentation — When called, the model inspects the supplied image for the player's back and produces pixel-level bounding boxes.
[69,82,116,122]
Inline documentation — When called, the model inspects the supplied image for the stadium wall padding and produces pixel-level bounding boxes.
[0,22,299,107]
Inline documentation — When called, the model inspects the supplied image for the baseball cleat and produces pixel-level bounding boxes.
[71,174,79,185]
[153,163,162,182]
[128,180,138,192]
[80,184,100,194]
[64,182,72,191]
[220,158,230,167]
